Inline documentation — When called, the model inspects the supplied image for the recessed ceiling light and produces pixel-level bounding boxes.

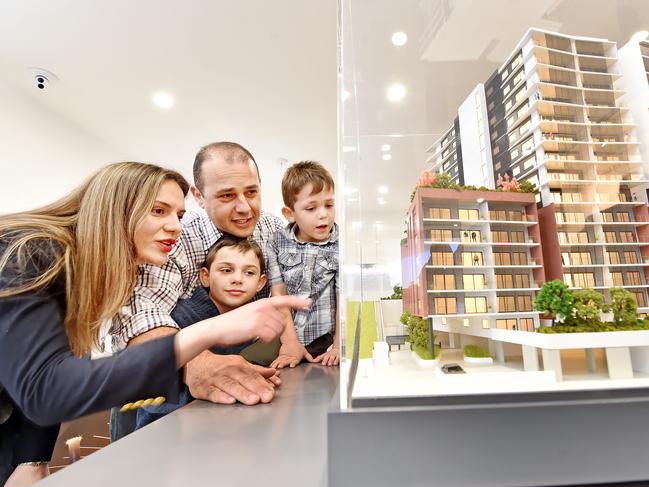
[387,83,406,102]
[345,186,358,195]
[378,185,389,194]
[631,30,649,43]
[382,154,392,161]
[391,32,408,46]
[152,92,174,109]
[381,144,391,152]
[377,197,387,205]
[343,146,356,153]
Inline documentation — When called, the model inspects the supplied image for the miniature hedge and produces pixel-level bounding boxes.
[401,311,440,360]
[463,344,491,358]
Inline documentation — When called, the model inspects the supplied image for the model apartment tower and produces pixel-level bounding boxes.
[421,29,649,314]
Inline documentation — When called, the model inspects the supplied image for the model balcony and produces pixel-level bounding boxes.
[425,264,542,270]
[423,217,537,226]
[427,287,540,294]
[425,240,540,248]
[428,311,540,319]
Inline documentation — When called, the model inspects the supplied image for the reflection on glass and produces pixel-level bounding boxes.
[340,0,649,406]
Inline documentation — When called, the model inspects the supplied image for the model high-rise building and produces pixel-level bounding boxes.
[419,29,649,313]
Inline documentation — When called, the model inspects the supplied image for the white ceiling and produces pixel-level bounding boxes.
[0,0,338,213]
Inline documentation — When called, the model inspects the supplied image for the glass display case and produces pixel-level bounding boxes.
[331,1,649,484]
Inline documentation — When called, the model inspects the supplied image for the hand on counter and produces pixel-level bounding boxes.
[186,353,281,405]
[313,347,339,367]
[271,340,315,369]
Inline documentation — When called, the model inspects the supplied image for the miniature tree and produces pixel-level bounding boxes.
[383,285,403,300]
[433,172,452,189]
[404,313,437,359]
[518,180,536,193]
[400,310,412,327]
[572,288,608,326]
[609,287,638,326]
[533,279,574,326]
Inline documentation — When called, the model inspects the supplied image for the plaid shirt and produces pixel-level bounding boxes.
[267,223,338,345]
[110,210,283,351]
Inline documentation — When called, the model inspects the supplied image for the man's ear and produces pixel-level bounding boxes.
[191,186,206,209]
[281,206,295,223]
[257,273,268,292]
[199,266,210,288]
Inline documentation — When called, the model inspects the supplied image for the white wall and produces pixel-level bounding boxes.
[0,78,122,214]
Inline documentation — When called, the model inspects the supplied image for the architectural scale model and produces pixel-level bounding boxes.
[400,29,649,382]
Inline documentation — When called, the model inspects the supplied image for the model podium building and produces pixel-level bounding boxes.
[402,187,545,337]
[408,29,649,337]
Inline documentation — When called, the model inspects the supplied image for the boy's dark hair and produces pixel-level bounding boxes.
[203,235,265,274]
[281,161,335,209]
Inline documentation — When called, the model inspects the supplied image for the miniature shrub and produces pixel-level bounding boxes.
[537,321,649,333]
[402,311,439,360]
[463,344,491,358]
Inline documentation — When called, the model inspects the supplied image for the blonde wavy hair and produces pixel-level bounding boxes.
[0,162,189,356]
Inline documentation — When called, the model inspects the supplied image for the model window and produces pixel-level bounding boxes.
[463,274,485,290]
[520,318,534,331]
[432,274,456,290]
[434,297,457,314]
[627,271,642,286]
[623,251,638,264]
[620,231,635,243]
[465,297,487,313]
[428,207,452,219]
[514,274,530,288]
[635,292,647,308]
[462,252,483,266]
[430,229,453,242]
[611,272,624,286]
[607,250,621,264]
[496,274,514,288]
[431,251,454,266]
[517,295,532,311]
[458,209,480,220]
[460,230,481,243]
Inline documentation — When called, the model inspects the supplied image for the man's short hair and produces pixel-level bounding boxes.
[281,161,335,209]
[203,235,265,275]
[193,141,260,191]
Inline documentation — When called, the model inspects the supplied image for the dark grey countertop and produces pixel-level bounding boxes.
[40,364,339,487]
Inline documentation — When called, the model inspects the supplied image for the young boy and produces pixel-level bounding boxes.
[136,235,270,428]
[268,161,340,368]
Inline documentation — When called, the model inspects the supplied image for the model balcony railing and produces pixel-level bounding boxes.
[542,135,576,142]
[540,116,578,123]
[582,83,614,90]
[544,154,579,161]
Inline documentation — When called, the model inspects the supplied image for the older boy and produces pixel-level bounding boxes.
[137,235,271,428]
[269,161,340,368]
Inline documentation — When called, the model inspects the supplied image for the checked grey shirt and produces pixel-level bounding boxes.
[111,210,283,351]
[267,222,339,345]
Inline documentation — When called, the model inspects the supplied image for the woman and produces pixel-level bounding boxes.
[0,162,308,486]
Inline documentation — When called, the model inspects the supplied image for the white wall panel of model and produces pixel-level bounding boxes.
[0,79,121,214]
[618,39,649,180]
[458,84,494,188]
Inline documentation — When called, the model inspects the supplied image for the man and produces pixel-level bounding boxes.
[113,142,311,413]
